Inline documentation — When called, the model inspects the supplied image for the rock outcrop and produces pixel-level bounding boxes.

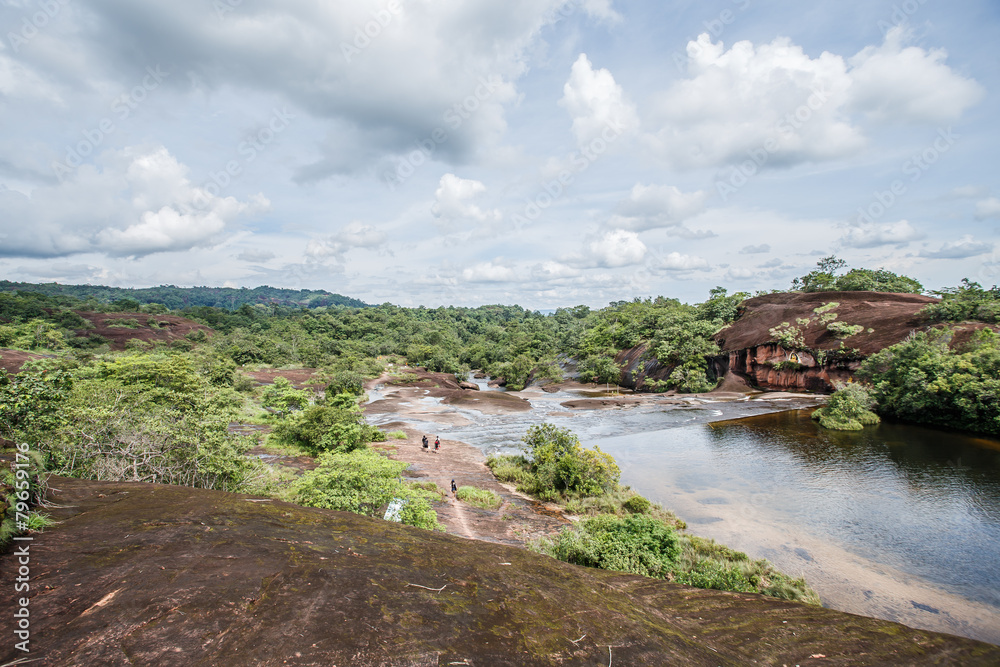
[710,291,941,392]
[3,477,998,665]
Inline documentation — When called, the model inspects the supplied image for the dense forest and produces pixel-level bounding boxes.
[0,280,368,310]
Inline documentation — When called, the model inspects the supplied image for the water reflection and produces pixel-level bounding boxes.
[605,410,1000,614]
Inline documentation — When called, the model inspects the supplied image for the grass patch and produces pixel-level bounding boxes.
[386,430,408,440]
[456,485,503,510]
[106,318,142,329]
[408,480,445,500]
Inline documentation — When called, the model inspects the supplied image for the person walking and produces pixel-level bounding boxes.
[434,436,440,452]
[451,479,457,496]
[422,435,429,451]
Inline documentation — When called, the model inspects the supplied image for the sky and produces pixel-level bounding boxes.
[1,0,998,309]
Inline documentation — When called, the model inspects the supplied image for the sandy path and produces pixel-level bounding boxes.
[372,424,571,546]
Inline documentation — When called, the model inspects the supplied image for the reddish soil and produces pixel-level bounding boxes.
[70,311,213,351]
[5,477,998,665]
[241,367,324,389]
[0,348,50,373]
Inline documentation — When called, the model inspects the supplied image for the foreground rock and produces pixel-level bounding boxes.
[3,478,998,665]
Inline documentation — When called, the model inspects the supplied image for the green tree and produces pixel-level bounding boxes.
[811,382,880,430]
[857,328,1000,434]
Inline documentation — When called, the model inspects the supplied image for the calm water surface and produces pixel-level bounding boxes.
[590,410,1000,642]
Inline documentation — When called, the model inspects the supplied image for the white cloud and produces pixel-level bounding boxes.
[0,146,267,258]
[577,229,647,268]
[649,251,710,272]
[848,27,984,123]
[609,184,707,231]
[975,198,1000,220]
[740,244,771,254]
[840,220,922,249]
[531,261,581,281]
[646,28,982,169]
[305,221,388,261]
[560,53,638,146]
[432,173,501,229]
[579,0,622,24]
[462,260,517,283]
[920,236,993,259]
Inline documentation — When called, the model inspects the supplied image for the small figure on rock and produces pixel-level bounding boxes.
[451,479,457,496]
[434,436,440,451]
[422,435,429,451]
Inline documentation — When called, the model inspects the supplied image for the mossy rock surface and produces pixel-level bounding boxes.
[3,477,999,666]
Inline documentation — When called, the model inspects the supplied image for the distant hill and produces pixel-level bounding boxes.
[0,280,369,310]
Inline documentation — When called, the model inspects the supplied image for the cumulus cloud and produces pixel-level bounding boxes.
[609,184,707,231]
[848,27,984,123]
[0,146,267,258]
[560,53,638,146]
[740,244,771,254]
[432,173,501,229]
[840,220,922,248]
[573,229,647,268]
[531,261,581,281]
[646,28,982,169]
[649,251,710,272]
[20,0,567,177]
[920,236,993,259]
[975,198,1000,220]
[462,260,517,283]
[305,221,388,261]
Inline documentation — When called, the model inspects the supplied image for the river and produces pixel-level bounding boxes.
[367,382,1000,644]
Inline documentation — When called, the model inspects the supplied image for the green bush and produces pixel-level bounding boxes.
[622,495,651,514]
[857,327,1000,435]
[293,448,443,531]
[520,424,620,499]
[270,399,383,454]
[537,514,681,579]
[812,382,881,430]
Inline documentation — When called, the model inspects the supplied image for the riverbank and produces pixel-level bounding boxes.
[361,370,1000,646]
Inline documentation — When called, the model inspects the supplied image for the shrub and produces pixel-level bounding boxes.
[537,514,681,579]
[857,327,1000,435]
[622,495,651,514]
[520,424,620,498]
[812,382,880,430]
[769,322,804,349]
[271,400,383,454]
[456,486,503,510]
[261,377,309,416]
[293,448,443,531]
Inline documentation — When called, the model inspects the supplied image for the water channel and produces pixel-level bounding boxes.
[368,382,1000,644]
